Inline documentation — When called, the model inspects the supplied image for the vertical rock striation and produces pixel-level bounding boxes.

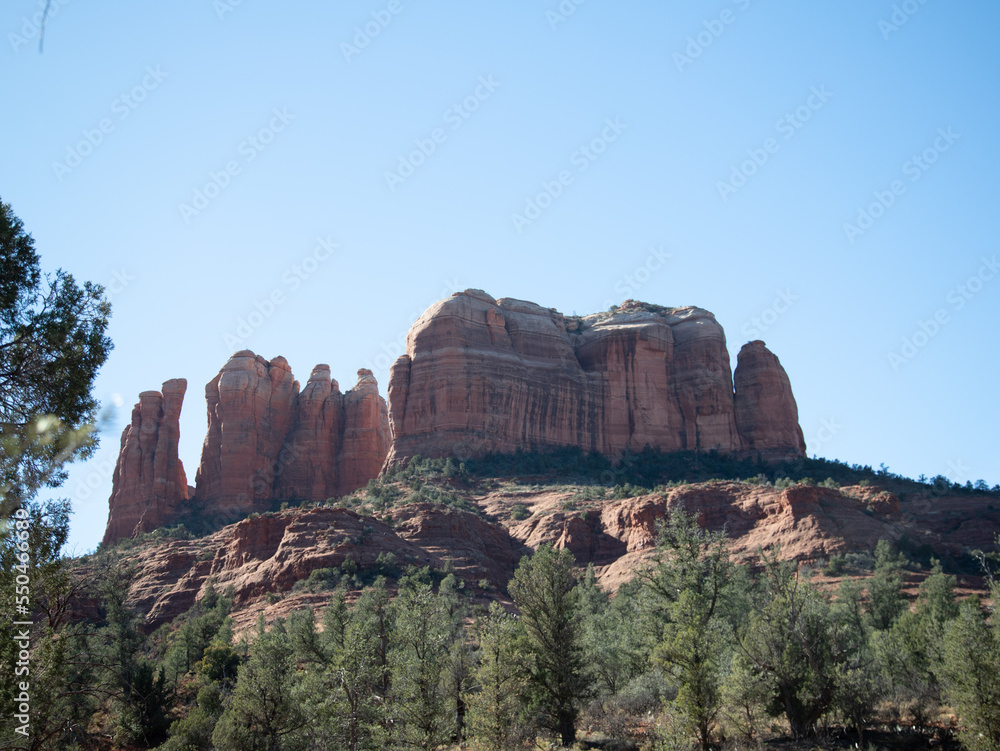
[103,379,189,544]
[386,290,806,465]
[104,355,391,545]
[734,340,807,461]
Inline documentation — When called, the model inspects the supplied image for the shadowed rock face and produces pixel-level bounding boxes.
[103,379,189,545]
[104,354,391,545]
[385,290,805,465]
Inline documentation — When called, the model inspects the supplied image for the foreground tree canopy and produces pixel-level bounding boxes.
[0,196,112,516]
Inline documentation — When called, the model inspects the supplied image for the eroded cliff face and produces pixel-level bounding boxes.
[103,380,189,545]
[734,340,807,461]
[104,354,391,544]
[105,291,804,545]
[193,353,392,515]
[386,291,805,465]
[194,352,300,514]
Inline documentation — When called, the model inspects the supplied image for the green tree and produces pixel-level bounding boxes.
[212,618,306,751]
[0,500,101,750]
[740,551,861,739]
[878,561,958,723]
[830,579,883,745]
[288,586,388,751]
[577,567,644,698]
[638,510,737,751]
[508,545,589,747]
[388,576,454,749]
[866,539,907,630]
[0,197,112,516]
[94,555,170,747]
[439,572,474,744]
[942,587,1000,749]
[467,601,533,751]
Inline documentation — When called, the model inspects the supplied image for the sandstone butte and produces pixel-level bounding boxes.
[103,291,807,545]
[386,290,806,465]
[103,351,391,544]
[97,290,999,633]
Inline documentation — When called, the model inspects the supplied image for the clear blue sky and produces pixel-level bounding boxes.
[3,0,997,554]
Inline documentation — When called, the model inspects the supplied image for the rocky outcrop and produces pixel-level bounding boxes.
[194,352,300,514]
[273,367,392,503]
[119,504,524,631]
[194,353,392,515]
[499,482,910,590]
[386,291,805,465]
[103,380,189,545]
[113,478,999,631]
[104,353,391,545]
[734,340,806,461]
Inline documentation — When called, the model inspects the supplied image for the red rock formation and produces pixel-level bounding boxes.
[501,482,909,590]
[386,290,804,465]
[194,351,299,514]
[734,340,806,461]
[274,367,392,501]
[119,504,524,630]
[195,353,391,513]
[105,354,391,545]
[102,379,189,545]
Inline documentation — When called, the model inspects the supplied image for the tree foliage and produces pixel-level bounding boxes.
[0,197,112,516]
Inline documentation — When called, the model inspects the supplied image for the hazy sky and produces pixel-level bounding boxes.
[3,0,997,554]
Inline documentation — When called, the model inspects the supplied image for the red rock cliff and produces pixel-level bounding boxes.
[386,290,805,464]
[734,340,807,461]
[103,379,189,545]
[104,354,391,544]
[195,353,391,514]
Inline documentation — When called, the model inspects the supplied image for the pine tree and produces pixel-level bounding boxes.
[508,545,589,747]
[388,576,454,749]
[637,510,737,751]
[212,618,306,751]
[467,601,533,751]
